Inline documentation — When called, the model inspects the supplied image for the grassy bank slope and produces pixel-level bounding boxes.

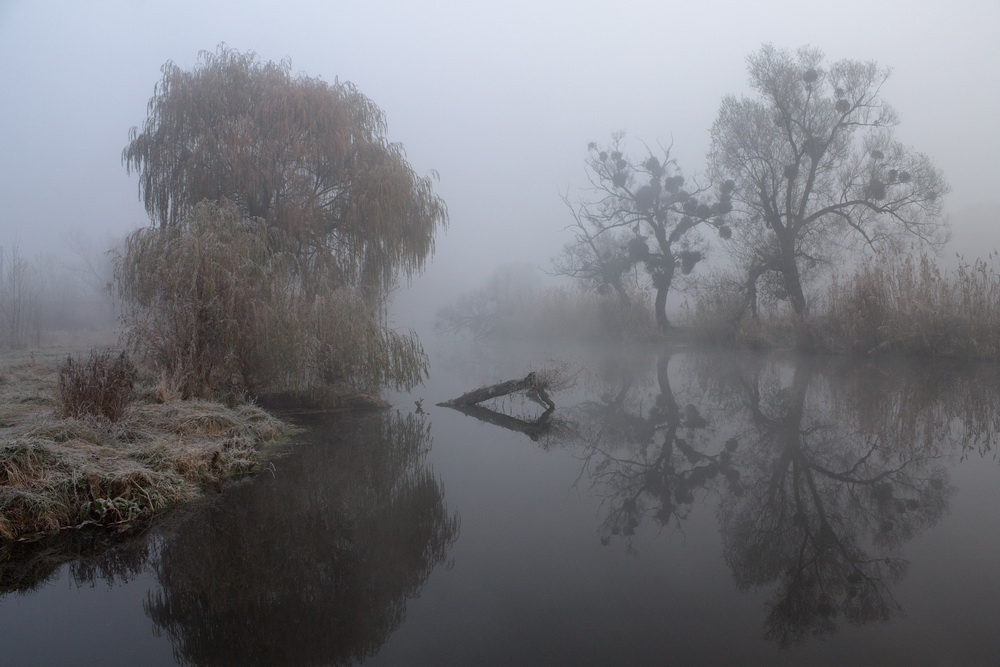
[0,350,293,541]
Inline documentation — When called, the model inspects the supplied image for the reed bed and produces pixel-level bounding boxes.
[815,252,1000,357]
[682,252,1000,358]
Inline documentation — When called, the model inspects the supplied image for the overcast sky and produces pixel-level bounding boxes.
[1,0,998,331]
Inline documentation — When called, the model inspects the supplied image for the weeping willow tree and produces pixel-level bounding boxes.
[118,46,447,400]
[115,201,427,401]
[124,45,446,291]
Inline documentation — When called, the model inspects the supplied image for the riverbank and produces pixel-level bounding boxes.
[0,349,295,542]
[683,253,1000,358]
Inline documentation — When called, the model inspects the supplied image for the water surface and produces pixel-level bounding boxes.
[2,340,999,665]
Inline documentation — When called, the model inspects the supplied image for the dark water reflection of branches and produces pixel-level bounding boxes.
[1,411,458,666]
[710,357,952,646]
[546,349,998,645]
[0,527,154,595]
[563,353,739,553]
[144,410,459,666]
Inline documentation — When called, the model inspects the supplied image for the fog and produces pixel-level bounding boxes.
[1,0,998,336]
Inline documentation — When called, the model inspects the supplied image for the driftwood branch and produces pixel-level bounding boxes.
[437,372,556,410]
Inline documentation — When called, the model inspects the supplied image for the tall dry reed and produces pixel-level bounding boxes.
[816,252,1000,357]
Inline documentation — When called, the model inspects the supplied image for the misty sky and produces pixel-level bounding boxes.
[1,0,998,331]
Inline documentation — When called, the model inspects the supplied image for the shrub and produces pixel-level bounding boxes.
[57,349,137,422]
[682,274,748,345]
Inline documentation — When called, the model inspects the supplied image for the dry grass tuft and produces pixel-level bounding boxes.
[57,349,137,422]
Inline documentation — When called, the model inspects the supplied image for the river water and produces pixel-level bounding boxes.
[2,339,999,665]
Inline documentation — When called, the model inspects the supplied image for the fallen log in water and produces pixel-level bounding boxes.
[437,371,556,410]
[444,403,555,441]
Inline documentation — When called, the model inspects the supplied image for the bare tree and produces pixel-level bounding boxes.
[0,242,38,349]
[709,45,949,335]
[552,216,637,308]
[556,133,733,331]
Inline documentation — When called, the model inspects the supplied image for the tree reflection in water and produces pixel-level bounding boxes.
[713,357,951,646]
[144,411,459,666]
[566,352,739,553]
[495,350,989,645]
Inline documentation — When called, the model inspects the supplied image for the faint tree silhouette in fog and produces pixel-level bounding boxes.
[0,242,39,349]
[556,133,733,331]
[435,263,656,341]
[709,45,949,341]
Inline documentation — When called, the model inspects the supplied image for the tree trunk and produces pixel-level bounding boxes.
[781,262,814,350]
[655,285,670,331]
[612,280,631,307]
[653,260,675,332]
[774,236,813,349]
[438,372,555,409]
[744,264,765,320]
[782,264,807,318]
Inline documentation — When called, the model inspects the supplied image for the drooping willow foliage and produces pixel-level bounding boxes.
[115,201,427,401]
[123,44,447,293]
[119,46,446,400]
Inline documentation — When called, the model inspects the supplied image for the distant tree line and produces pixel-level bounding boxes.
[0,240,118,350]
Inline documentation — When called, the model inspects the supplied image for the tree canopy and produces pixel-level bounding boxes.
[556,133,733,330]
[124,45,447,292]
[709,45,948,322]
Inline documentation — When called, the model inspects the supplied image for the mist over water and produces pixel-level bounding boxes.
[3,340,999,665]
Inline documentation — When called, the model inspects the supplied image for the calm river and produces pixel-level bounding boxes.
[2,339,999,665]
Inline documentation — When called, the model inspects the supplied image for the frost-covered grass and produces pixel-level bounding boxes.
[0,349,293,541]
